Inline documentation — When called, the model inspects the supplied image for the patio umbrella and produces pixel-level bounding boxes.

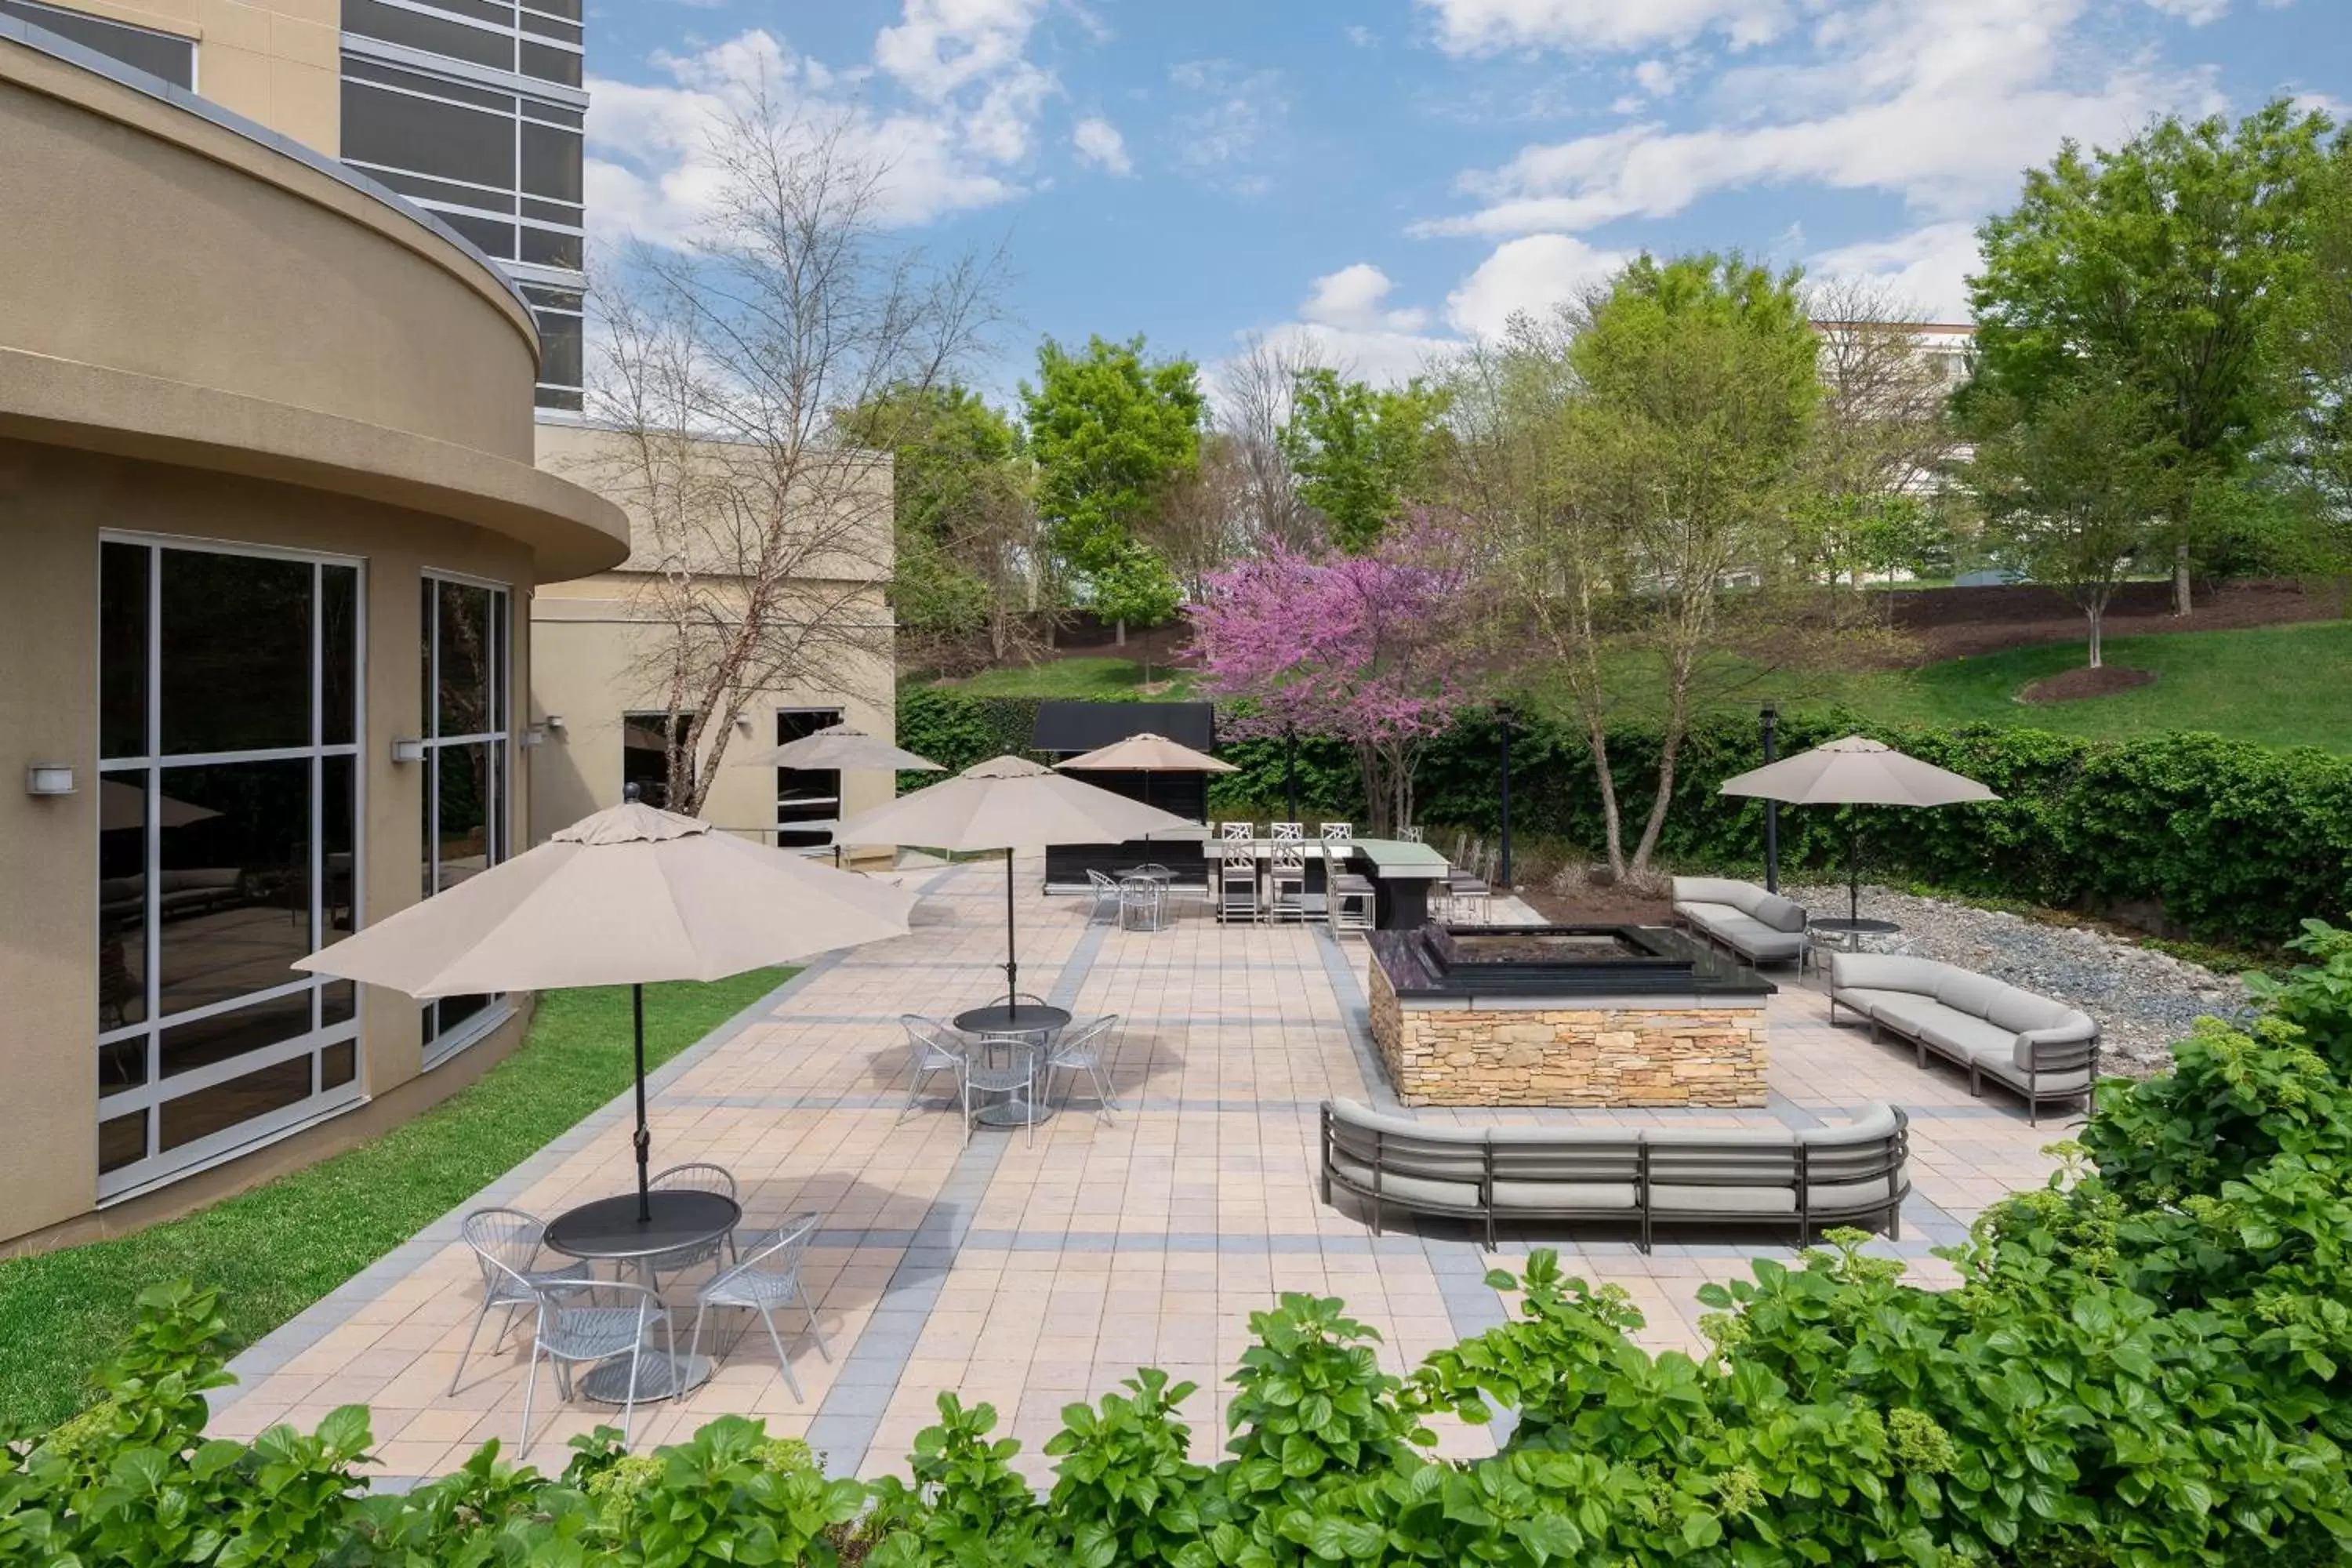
[1054,730,1235,813]
[100,779,221,831]
[731,722,944,774]
[293,801,916,1218]
[835,755,1192,1010]
[1717,735,1998,921]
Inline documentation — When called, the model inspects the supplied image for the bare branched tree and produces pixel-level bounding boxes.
[1215,332,1321,552]
[574,91,1002,814]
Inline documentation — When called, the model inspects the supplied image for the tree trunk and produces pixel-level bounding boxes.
[1630,727,1681,874]
[1585,721,1626,877]
[2172,543,2192,616]
[2086,604,2103,670]
[1114,619,1127,647]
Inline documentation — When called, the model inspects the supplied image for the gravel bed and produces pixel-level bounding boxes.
[1784,883,2256,1076]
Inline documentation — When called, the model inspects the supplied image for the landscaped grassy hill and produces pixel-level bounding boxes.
[925,619,2352,753]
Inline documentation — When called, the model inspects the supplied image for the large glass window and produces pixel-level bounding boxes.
[337,18,586,411]
[419,576,513,1061]
[622,713,693,810]
[96,539,365,1199]
[775,709,844,850]
[2,0,194,89]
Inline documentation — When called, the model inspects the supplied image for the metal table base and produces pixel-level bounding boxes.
[972,1095,1051,1129]
[576,1349,714,1403]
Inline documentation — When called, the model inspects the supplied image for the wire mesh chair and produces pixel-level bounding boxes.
[1084,868,1123,925]
[513,1269,674,1454]
[644,1163,739,1287]
[689,1212,830,1399]
[1042,1013,1121,1120]
[960,1033,1044,1145]
[451,1207,593,1396]
[897,1014,967,1123]
[1118,875,1165,931]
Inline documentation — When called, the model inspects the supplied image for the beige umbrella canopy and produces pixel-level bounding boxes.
[836,755,1193,1011]
[296,800,915,1214]
[1054,731,1236,774]
[732,723,943,774]
[1719,735,1998,921]
[100,779,221,832]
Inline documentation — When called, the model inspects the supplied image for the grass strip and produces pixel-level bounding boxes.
[0,967,793,1432]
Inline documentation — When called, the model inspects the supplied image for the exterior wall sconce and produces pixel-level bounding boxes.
[390,739,426,764]
[24,763,76,795]
[545,713,566,732]
[520,724,550,749]
[735,713,754,733]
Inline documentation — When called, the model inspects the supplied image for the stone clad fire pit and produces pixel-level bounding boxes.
[1366,924,1775,1108]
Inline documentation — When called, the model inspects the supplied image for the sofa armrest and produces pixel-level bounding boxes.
[2013,1020,2098,1071]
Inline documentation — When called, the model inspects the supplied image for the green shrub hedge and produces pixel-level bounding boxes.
[901,686,2352,946]
[11,922,2352,1564]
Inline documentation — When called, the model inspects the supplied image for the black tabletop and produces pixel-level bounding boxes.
[1809,916,1901,935]
[543,1189,742,1261]
[954,1002,1072,1036]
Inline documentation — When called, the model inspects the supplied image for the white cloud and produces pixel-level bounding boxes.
[1072,114,1133,174]
[586,2,1065,247]
[1444,234,1630,336]
[1417,0,1791,55]
[1805,220,1983,321]
[1168,59,1289,193]
[1632,58,1679,96]
[2142,0,2230,21]
[1301,263,1432,332]
[1417,0,2222,240]
[1345,24,1379,47]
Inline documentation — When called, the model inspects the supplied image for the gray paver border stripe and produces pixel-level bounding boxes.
[211,862,967,1415]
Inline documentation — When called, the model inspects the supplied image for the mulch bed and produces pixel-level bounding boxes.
[1522,885,1676,927]
[1879,578,2339,664]
[2017,665,2159,704]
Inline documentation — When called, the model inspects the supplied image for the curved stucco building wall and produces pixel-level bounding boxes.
[0,26,630,1247]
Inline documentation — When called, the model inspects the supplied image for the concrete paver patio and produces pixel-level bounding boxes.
[207,855,2066,1485]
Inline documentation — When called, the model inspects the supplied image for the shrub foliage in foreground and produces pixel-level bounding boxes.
[9,927,2352,1565]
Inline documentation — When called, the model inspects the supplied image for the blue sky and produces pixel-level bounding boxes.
[582,0,2346,397]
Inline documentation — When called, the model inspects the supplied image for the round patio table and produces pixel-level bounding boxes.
[953,1004,1069,1127]
[1809,916,1900,953]
[543,1189,741,1401]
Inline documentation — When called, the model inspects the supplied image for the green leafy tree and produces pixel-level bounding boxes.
[1964,384,2183,668]
[1967,99,2336,614]
[1278,368,1453,552]
[1022,335,1205,637]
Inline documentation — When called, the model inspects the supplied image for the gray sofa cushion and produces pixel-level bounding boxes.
[1490,1181,1639,1211]
[1933,968,2011,1017]
[1828,952,1950,995]
[1976,1056,2092,1097]
[1329,1153,1480,1210]
[1799,1102,1900,1148]
[1985,988,2077,1033]
[1327,1100,1485,1181]
[1805,1177,1900,1213]
[1864,995,1962,1040]
[1918,1011,2018,1063]
[2014,1025,2098,1071]
[1751,892,1809,933]
[1672,877,1763,909]
[1686,906,1807,961]
[1647,1185,1798,1215]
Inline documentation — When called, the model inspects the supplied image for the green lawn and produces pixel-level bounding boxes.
[0,967,793,1432]
[942,655,1197,700]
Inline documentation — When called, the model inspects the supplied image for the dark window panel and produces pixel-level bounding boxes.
[342,53,512,111]
[321,1040,358,1090]
[100,1037,147,1096]
[100,542,148,759]
[158,1057,314,1152]
[1,0,194,87]
[517,225,583,270]
[533,304,584,390]
[519,40,580,87]
[99,1111,147,1174]
[343,0,511,69]
[435,993,494,1039]
[520,197,582,227]
[353,162,516,214]
[99,774,148,1029]
[159,550,312,755]
[522,0,579,20]
[160,989,313,1080]
[623,714,693,810]
[521,283,583,310]
[342,80,514,189]
[321,755,356,936]
[519,121,581,201]
[435,584,495,736]
[154,759,313,1019]
[409,0,512,26]
[321,980,356,1027]
[534,386,585,412]
[434,209,516,260]
[321,566,358,747]
[775,710,845,848]
[519,12,579,43]
[435,742,492,891]
[519,100,583,129]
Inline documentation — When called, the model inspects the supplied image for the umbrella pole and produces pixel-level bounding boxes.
[1004,847,1019,1013]
[632,982,652,1222]
[1848,821,1860,924]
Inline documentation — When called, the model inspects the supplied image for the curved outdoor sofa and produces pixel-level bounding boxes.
[1318,1098,1908,1250]
[1828,953,2100,1125]
[1671,877,1813,970]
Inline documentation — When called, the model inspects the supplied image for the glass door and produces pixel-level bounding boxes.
[773,708,842,849]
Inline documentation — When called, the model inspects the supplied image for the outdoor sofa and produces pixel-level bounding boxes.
[1828,952,2099,1124]
[1318,1098,1908,1250]
[1671,876,1812,970]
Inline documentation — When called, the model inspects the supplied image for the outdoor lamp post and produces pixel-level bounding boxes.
[1760,704,1780,893]
[1283,722,1299,824]
[1495,701,1515,889]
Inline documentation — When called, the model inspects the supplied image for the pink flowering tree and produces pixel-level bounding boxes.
[1189,514,1482,834]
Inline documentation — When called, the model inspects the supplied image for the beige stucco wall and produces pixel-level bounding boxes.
[528,423,898,846]
[29,0,340,149]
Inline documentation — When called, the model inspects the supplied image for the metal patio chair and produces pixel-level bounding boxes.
[513,1269,674,1455]
[451,1207,593,1396]
[960,1033,1044,1145]
[897,1014,967,1123]
[1085,868,1123,925]
[1043,1013,1121,1120]
[690,1211,830,1399]
[644,1163,739,1287]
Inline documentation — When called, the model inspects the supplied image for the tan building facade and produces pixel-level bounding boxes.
[0,27,626,1247]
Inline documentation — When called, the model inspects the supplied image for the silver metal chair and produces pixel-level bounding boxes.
[1043,1013,1120,1120]
[689,1211,829,1399]
[1329,873,1375,934]
[1267,847,1308,924]
[451,1207,593,1396]
[960,1033,1044,1145]
[513,1269,674,1454]
[644,1163,739,1287]
[897,1014,967,1123]
[1118,875,1165,931]
[1084,869,1123,924]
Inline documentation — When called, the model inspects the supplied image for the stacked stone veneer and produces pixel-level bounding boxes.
[1367,961,1769,1108]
